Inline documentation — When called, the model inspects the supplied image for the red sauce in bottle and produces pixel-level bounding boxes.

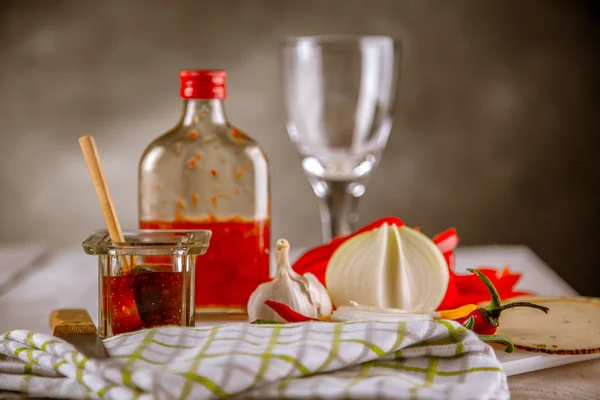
[140,218,270,312]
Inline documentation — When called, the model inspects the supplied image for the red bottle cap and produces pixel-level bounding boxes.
[179,70,226,99]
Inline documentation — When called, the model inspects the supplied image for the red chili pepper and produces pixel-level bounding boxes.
[264,300,318,322]
[454,269,549,334]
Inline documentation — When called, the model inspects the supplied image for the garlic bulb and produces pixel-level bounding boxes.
[325,223,449,312]
[247,238,333,322]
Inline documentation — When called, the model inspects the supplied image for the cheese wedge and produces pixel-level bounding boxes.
[494,296,600,354]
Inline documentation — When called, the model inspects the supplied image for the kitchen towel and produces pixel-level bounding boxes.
[0,320,508,399]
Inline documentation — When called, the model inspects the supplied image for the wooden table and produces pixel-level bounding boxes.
[0,243,599,398]
[509,358,600,399]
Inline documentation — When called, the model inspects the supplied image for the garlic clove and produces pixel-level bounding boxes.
[247,280,281,322]
[305,272,333,317]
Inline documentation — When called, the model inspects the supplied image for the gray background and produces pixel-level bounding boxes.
[0,0,598,294]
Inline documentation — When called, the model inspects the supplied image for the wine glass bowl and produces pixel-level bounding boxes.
[280,35,401,241]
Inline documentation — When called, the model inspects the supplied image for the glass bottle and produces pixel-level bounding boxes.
[139,70,270,316]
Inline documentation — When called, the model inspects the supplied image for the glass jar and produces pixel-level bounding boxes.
[83,230,211,337]
[139,70,270,315]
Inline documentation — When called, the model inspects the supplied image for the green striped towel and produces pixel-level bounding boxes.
[0,320,508,399]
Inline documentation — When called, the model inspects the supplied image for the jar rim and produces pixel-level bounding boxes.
[82,229,212,255]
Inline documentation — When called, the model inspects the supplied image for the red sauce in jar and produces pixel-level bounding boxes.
[104,267,184,335]
[140,218,270,312]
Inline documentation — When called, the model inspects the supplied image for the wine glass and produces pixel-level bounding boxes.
[280,35,401,242]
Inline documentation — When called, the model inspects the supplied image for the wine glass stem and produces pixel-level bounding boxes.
[318,180,360,242]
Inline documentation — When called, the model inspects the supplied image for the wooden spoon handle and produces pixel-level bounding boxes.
[79,135,132,272]
[79,135,125,243]
[49,309,97,335]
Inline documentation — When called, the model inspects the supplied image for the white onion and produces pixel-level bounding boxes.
[325,223,449,312]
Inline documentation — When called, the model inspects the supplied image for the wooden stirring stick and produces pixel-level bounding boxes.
[79,135,131,273]
[79,135,124,243]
